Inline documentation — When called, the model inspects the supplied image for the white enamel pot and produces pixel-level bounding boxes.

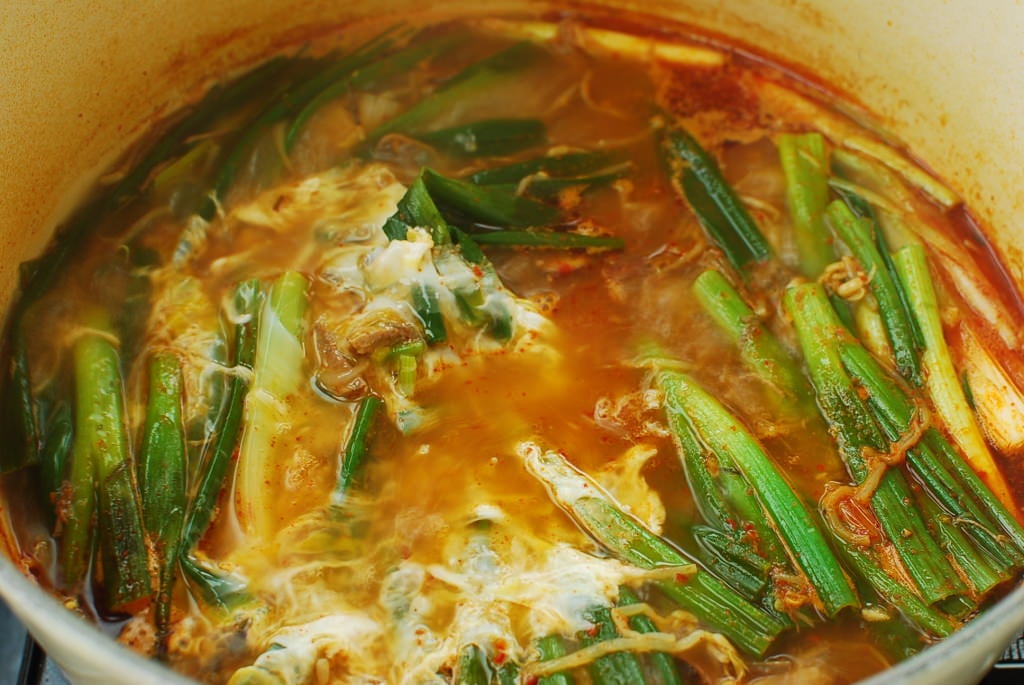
[1,1,1021,683]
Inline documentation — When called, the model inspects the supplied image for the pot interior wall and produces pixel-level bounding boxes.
[1,0,1021,316]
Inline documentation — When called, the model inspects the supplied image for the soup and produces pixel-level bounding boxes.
[3,11,1024,685]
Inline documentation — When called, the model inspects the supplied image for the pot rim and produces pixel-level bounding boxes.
[0,554,194,683]
[1,2,1022,683]
[2,547,1023,683]
[863,581,1024,684]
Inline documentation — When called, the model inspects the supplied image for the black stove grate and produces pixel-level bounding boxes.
[16,640,61,685]
[989,632,1024,682]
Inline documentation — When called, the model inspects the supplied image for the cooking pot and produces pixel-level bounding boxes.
[1,1,1022,683]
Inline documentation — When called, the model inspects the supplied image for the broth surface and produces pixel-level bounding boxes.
[4,12,1024,685]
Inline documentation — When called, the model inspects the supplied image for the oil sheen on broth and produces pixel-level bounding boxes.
[5,11,1024,685]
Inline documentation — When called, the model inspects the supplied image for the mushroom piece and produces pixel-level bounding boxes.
[345,308,422,356]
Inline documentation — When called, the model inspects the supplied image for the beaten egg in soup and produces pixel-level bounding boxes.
[4,11,1024,685]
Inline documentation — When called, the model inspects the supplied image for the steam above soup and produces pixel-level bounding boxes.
[3,12,1024,685]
